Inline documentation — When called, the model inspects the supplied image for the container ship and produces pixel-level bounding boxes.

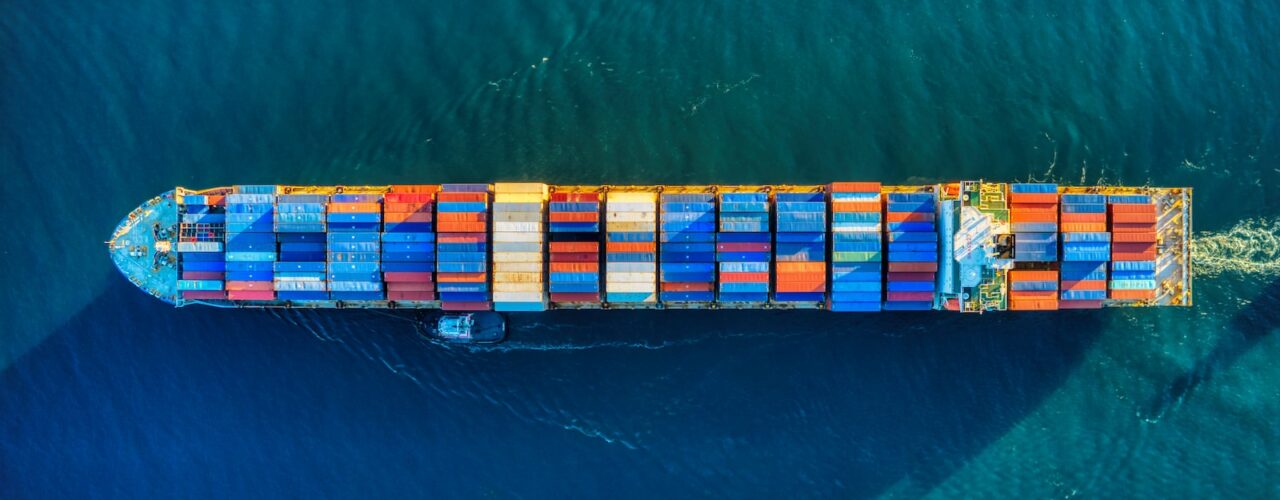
[109,182,1193,313]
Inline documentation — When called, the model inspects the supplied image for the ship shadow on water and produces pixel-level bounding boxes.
[5,279,1106,498]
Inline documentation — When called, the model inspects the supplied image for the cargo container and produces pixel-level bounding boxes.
[112,181,1194,314]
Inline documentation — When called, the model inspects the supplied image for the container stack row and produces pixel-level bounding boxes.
[716,192,770,304]
[1009,183,1059,263]
[176,193,228,300]
[224,186,278,301]
[884,191,938,310]
[1058,194,1109,309]
[382,186,437,302]
[774,192,826,304]
[660,193,716,304]
[605,191,658,304]
[436,184,490,310]
[327,193,383,301]
[1008,270,1059,311]
[548,191,602,305]
[492,183,547,311]
[828,182,883,312]
[1108,195,1159,302]
[273,194,328,301]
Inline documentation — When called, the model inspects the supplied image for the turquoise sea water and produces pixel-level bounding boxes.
[2,0,1278,497]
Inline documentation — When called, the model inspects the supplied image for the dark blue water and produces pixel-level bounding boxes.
[3,1,1279,497]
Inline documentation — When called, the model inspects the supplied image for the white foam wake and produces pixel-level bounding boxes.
[1192,217,1280,277]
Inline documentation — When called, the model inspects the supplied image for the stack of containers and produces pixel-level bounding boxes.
[605,191,658,304]
[1009,183,1059,263]
[659,192,716,304]
[492,183,547,311]
[326,192,384,301]
[273,193,329,301]
[828,182,884,312]
[884,191,938,310]
[382,185,437,303]
[716,192,770,304]
[176,193,228,300]
[547,190,602,305]
[774,192,827,305]
[224,185,278,301]
[1058,194,1110,308]
[1108,195,1159,302]
[1007,270,1060,310]
[436,184,491,310]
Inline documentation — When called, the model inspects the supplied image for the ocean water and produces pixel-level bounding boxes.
[2,0,1278,497]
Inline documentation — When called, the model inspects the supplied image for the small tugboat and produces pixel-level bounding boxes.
[429,312,506,344]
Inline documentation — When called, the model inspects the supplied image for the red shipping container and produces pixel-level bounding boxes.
[550,253,599,263]
[888,262,938,273]
[1059,300,1104,309]
[384,272,433,282]
[182,271,224,280]
[1060,213,1107,223]
[383,202,433,212]
[550,242,599,253]
[384,193,437,203]
[887,291,933,301]
[437,192,488,202]
[1110,203,1156,214]
[437,212,487,222]
[225,281,272,291]
[1008,299,1059,311]
[776,271,825,282]
[1113,242,1156,253]
[386,282,434,291]
[182,291,227,300]
[441,301,492,311]
[328,202,382,213]
[829,182,881,192]
[550,262,599,272]
[831,201,881,212]
[886,272,932,282]
[227,290,276,301]
[549,212,599,222]
[1111,222,1157,233]
[662,282,713,292]
[550,292,600,302]
[388,291,436,301]
[1112,213,1157,224]
[1112,232,1157,243]
[716,242,771,252]
[720,272,769,282]
[550,193,601,202]
[1112,252,1157,261]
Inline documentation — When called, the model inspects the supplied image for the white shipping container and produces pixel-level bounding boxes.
[492,202,543,212]
[493,272,543,283]
[606,281,657,292]
[493,252,543,263]
[177,241,224,252]
[606,201,657,212]
[489,231,543,243]
[605,262,656,273]
[492,291,545,302]
[493,182,547,194]
[493,262,543,272]
[494,283,544,293]
[605,272,656,284]
[493,221,542,232]
[605,221,656,232]
[493,212,543,222]
[493,242,542,253]
[606,212,656,222]
[607,192,657,203]
[830,225,882,233]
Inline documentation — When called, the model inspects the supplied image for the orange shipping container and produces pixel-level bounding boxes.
[384,212,434,223]
[550,242,599,253]
[1008,299,1060,311]
[776,271,825,282]
[437,222,487,233]
[1110,203,1156,214]
[1008,270,1059,282]
[1011,212,1058,223]
[606,242,656,253]
[886,212,934,222]
[437,233,487,243]
[328,202,382,213]
[383,202,432,213]
[549,212,599,222]
[831,201,881,212]
[1112,232,1157,243]
[1111,222,1157,233]
[1061,222,1107,232]
[829,182,882,193]
[437,272,487,283]
[720,272,769,282]
[1060,280,1107,291]
[1110,289,1157,300]
[387,185,440,196]
[1060,213,1106,223]
[550,262,599,273]
[1112,213,1157,224]
[776,262,826,273]
[775,281,825,293]
[1009,203,1059,212]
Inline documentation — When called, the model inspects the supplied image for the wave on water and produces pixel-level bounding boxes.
[1191,217,1280,277]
